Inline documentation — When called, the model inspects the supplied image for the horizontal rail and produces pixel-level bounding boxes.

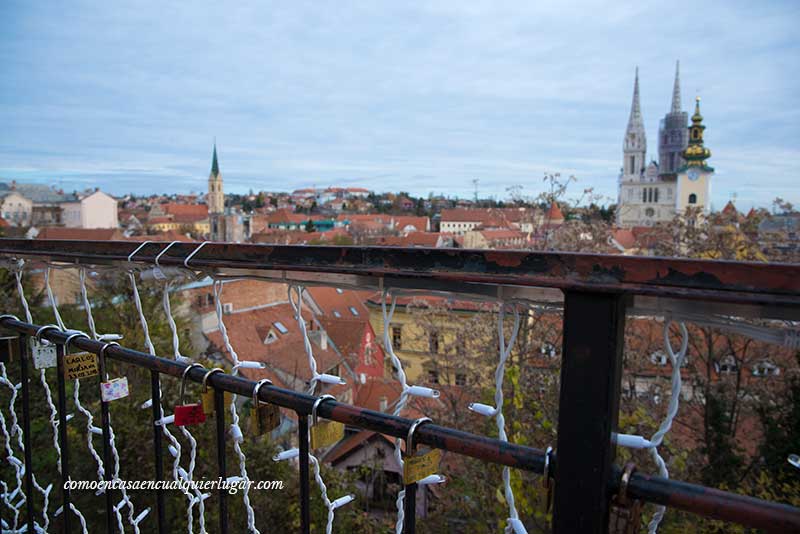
[2,316,799,531]
[1,239,800,309]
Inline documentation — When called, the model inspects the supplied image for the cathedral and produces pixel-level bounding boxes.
[208,143,225,240]
[616,62,714,227]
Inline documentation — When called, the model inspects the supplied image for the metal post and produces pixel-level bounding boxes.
[97,346,115,533]
[55,344,72,533]
[404,481,417,534]
[18,336,35,534]
[552,291,626,533]
[150,370,166,533]
[214,388,228,534]
[298,414,310,534]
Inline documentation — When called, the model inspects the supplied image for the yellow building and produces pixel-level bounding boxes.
[366,295,496,386]
[676,97,714,217]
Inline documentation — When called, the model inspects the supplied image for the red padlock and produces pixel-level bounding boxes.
[175,363,207,427]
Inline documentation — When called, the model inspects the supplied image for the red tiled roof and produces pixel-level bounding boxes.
[0,217,8,228]
[441,208,532,225]
[546,202,564,221]
[205,303,345,386]
[304,286,371,317]
[161,203,208,217]
[611,228,637,249]
[36,227,123,240]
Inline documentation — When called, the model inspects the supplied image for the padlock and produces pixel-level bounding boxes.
[310,394,345,449]
[609,463,642,534]
[0,335,17,363]
[402,417,442,485]
[201,368,232,416]
[250,379,280,435]
[30,338,57,369]
[174,363,207,426]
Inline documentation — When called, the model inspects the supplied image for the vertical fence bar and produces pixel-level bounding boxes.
[55,343,72,533]
[214,388,228,534]
[404,480,417,534]
[297,413,310,534]
[18,336,35,534]
[97,346,115,533]
[552,291,626,533]
[150,370,166,534]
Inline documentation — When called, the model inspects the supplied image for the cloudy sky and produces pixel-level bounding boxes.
[1,1,798,210]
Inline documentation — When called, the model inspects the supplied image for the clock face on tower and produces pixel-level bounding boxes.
[688,168,700,181]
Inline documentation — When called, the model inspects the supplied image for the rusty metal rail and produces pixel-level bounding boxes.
[1,238,800,533]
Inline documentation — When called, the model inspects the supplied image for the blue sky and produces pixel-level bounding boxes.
[1,1,798,210]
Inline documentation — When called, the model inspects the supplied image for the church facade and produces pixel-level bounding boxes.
[616,63,714,228]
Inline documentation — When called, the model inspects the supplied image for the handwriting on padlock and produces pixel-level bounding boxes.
[64,352,99,380]
[251,403,281,435]
[101,377,129,402]
[175,403,206,426]
[403,448,442,485]
[310,420,345,449]
[30,339,57,370]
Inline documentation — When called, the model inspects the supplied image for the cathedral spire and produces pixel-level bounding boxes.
[210,142,220,177]
[671,60,682,113]
[627,67,644,132]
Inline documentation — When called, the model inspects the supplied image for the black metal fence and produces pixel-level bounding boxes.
[0,238,799,533]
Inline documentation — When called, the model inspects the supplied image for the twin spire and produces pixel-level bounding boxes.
[671,60,682,114]
[210,142,220,178]
[626,61,683,133]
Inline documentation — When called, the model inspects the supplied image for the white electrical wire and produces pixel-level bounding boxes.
[128,271,201,534]
[287,285,346,394]
[44,268,106,491]
[159,277,207,534]
[77,267,147,533]
[468,304,525,534]
[12,261,88,533]
[0,365,33,531]
[615,319,688,534]
[379,289,441,534]
[212,279,260,534]
[287,284,355,532]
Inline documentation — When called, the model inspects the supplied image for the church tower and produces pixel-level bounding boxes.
[621,67,647,182]
[676,97,714,215]
[207,143,226,240]
[208,143,224,215]
[658,61,689,178]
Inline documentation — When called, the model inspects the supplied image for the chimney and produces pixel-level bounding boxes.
[379,396,388,412]
[320,330,327,350]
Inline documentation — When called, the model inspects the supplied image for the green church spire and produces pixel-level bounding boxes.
[211,143,220,177]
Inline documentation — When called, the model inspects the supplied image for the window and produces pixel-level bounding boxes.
[667,187,673,200]
[264,330,278,344]
[196,295,203,307]
[273,322,289,334]
[688,193,697,204]
[333,310,341,318]
[642,189,647,203]
[629,156,635,175]
[752,361,780,377]
[650,351,668,366]
[335,288,344,294]
[392,326,402,349]
[427,369,439,384]
[645,207,655,217]
[349,306,359,316]
[429,331,439,354]
[222,303,233,314]
[654,188,659,202]
[455,373,467,386]
[540,342,557,358]
[206,293,214,306]
[717,355,738,375]
[648,188,653,203]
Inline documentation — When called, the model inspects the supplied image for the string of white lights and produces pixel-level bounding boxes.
[78,267,148,533]
[615,319,688,533]
[379,289,442,534]
[287,285,346,394]
[159,277,208,534]
[212,279,262,534]
[468,304,525,534]
[0,310,28,530]
[127,269,202,534]
[286,284,355,532]
[12,261,89,533]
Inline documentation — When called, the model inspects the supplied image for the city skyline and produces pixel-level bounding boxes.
[1,1,798,210]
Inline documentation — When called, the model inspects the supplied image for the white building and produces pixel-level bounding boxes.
[616,63,714,228]
[61,190,119,228]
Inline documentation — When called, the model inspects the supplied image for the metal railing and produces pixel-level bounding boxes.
[0,238,799,533]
